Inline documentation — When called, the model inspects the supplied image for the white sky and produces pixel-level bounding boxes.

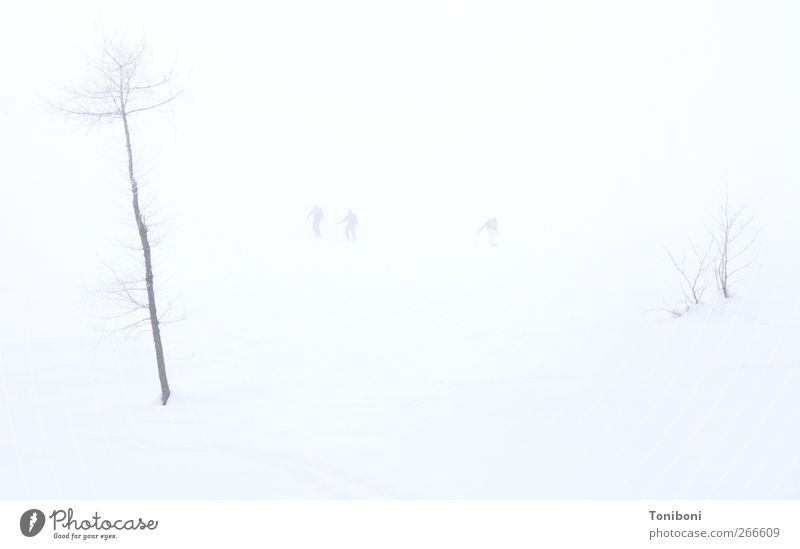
[4,2,800,211]
[2,0,800,347]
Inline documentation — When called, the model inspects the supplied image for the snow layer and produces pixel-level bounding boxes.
[2,232,798,499]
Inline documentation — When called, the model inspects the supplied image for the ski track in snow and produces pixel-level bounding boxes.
[12,426,403,499]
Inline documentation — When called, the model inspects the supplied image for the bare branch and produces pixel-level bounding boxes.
[646,300,688,318]
[127,89,184,115]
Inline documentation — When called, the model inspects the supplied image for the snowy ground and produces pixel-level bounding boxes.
[2,227,799,499]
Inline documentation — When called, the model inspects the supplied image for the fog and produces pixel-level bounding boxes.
[2,1,800,498]
[4,0,800,374]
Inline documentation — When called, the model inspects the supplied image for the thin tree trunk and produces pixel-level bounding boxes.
[122,112,171,405]
[720,224,729,298]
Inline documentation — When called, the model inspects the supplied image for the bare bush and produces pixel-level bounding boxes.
[708,189,757,299]
[665,239,713,308]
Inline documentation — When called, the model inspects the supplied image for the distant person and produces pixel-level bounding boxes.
[307,205,324,237]
[339,210,358,242]
[478,217,498,246]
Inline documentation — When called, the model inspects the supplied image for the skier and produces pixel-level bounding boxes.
[307,205,324,237]
[477,217,498,246]
[338,210,358,242]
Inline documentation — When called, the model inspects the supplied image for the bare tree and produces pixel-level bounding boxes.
[708,189,757,299]
[55,36,181,405]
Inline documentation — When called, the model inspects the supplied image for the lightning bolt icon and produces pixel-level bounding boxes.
[28,511,38,533]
